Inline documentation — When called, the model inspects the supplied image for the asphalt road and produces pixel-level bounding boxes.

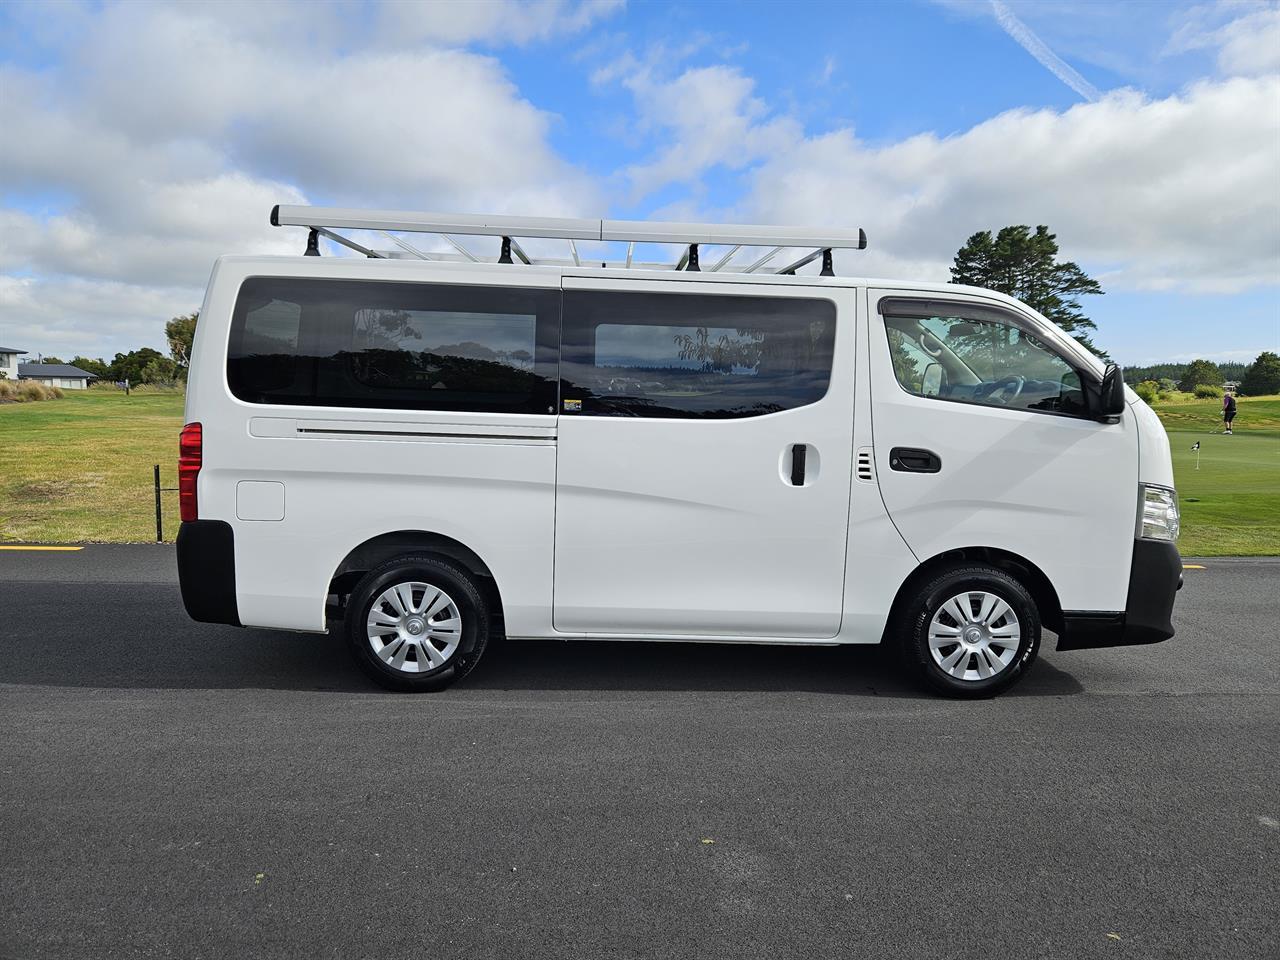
[2,546,1277,960]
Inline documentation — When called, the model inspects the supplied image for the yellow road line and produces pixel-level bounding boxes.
[1183,563,1206,569]
[0,545,84,552]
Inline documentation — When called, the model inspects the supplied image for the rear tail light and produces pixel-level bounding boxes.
[179,422,202,522]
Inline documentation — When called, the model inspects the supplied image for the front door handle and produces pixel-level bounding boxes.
[889,447,941,473]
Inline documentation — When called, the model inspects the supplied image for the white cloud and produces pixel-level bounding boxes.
[604,60,802,200]
[374,0,624,47]
[1166,2,1280,76]
[0,275,201,357]
[0,0,608,358]
[598,40,1278,295]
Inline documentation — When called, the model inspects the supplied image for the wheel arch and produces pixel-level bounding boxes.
[880,546,1064,642]
[328,530,505,631]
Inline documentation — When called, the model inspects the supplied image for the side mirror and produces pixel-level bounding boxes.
[922,362,944,397]
[1097,363,1126,422]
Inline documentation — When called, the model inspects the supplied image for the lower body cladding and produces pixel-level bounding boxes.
[176,522,1183,652]
[1056,539,1182,650]
[176,520,240,626]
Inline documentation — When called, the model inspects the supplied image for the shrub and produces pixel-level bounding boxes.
[1134,380,1160,404]
[1193,384,1221,399]
[0,381,64,402]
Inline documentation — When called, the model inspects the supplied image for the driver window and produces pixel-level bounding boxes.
[883,309,1088,416]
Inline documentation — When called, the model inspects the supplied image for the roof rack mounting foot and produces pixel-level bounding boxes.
[304,228,320,257]
[686,243,700,271]
[499,236,513,264]
[820,248,834,276]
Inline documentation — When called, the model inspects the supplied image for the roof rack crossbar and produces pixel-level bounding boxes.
[315,226,382,258]
[777,248,825,276]
[709,244,741,272]
[744,246,783,274]
[439,234,479,262]
[379,231,434,261]
[508,236,531,265]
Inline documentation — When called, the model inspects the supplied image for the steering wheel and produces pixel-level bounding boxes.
[988,375,1025,404]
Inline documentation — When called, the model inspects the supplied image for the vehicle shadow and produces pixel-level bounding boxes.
[1,583,1083,698]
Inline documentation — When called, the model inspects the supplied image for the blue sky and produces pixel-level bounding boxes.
[1,0,1277,367]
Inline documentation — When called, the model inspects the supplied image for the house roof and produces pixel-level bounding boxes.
[0,347,27,353]
[18,363,96,379]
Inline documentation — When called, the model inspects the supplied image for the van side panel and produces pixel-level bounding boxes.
[221,431,556,632]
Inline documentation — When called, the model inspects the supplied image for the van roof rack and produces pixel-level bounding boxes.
[270,204,867,276]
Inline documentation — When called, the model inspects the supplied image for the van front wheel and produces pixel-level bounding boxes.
[345,556,490,692]
[899,565,1041,698]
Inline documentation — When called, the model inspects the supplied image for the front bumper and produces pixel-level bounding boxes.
[1057,539,1181,651]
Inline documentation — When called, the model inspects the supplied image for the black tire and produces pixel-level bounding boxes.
[344,555,490,692]
[897,564,1041,699]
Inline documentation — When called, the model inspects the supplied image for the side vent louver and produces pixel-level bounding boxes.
[856,447,875,483]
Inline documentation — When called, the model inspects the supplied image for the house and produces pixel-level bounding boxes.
[0,346,25,381]
[18,362,97,390]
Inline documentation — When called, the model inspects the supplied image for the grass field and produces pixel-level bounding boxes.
[1152,394,1280,556]
[0,389,186,543]
[1,387,1276,552]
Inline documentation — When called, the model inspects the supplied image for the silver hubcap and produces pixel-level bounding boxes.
[928,591,1021,682]
[366,581,462,674]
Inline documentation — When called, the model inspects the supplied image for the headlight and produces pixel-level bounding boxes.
[1138,484,1180,541]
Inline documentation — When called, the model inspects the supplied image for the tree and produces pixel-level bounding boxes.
[1179,359,1223,392]
[1241,351,1280,396]
[140,355,179,385]
[165,312,199,377]
[950,225,1106,356]
[71,356,111,380]
[108,347,167,384]
[41,355,65,364]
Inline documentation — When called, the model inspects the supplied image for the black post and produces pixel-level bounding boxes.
[154,464,163,542]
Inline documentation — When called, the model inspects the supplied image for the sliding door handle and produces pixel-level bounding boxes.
[889,447,941,473]
[790,443,807,486]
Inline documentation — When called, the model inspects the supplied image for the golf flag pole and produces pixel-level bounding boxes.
[1192,441,1200,470]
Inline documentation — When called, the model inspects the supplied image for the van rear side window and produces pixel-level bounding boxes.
[227,278,558,414]
[561,290,836,419]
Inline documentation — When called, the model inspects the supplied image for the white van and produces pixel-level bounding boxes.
[177,206,1182,697]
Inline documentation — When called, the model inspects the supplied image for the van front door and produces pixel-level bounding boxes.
[867,289,1138,614]
[552,278,855,638]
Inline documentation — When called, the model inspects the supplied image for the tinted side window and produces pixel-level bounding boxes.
[228,278,558,414]
[882,307,1088,416]
[561,291,836,419]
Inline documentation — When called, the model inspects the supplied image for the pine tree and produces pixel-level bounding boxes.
[950,225,1106,357]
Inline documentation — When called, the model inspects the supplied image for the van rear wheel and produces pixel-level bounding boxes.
[345,556,490,692]
[898,564,1040,698]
